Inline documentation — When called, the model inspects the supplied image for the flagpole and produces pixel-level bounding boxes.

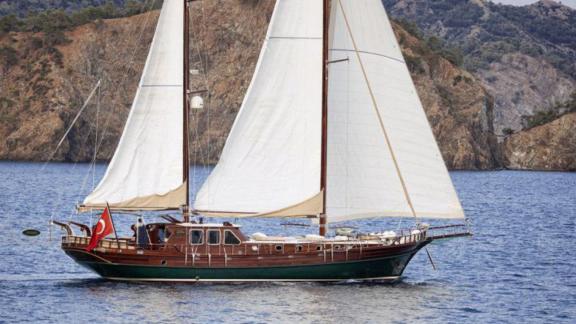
[106,202,121,248]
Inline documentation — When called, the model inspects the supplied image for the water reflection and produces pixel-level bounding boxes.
[50,280,450,323]
[1,163,575,322]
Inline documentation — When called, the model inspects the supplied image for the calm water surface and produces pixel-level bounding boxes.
[0,162,575,323]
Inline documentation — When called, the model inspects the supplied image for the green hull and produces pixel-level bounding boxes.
[68,242,428,282]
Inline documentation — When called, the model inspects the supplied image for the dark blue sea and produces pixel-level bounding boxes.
[0,161,574,323]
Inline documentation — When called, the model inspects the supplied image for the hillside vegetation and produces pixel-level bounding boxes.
[0,0,149,18]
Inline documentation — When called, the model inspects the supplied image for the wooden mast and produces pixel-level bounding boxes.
[319,0,330,236]
[183,0,191,222]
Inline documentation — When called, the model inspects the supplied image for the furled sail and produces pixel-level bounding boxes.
[193,0,324,217]
[82,0,185,211]
[325,0,464,221]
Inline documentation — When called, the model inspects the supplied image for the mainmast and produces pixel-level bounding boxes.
[319,0,330,236]
[183,0,191,222]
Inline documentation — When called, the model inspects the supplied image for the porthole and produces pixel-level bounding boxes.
[275,245,283,252]
[296,245,304,252]
[161,260,167,266]
[316,245,322,251]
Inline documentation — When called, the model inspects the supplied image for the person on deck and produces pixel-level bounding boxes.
[157,226,165,243]
[135,218,149,248]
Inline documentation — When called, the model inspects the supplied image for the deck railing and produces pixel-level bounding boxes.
[426,224,472,240]
[62,236,135,250]
[61,224,471,254]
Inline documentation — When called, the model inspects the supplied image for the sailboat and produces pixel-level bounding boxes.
[57,0,471,282]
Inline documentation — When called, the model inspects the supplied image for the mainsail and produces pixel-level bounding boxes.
[82,0,186,211]
[195,0,464,222]
[194,0,324,217]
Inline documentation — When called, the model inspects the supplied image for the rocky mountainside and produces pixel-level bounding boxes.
[393,22,499,169]
[382,0,576,134]
[0,0,572,171]
[503,112,576,171]
[0,0,275,164]
[0,0,502,170]
[0,10,157,161]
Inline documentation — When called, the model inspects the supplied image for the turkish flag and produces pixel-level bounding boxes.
[86,207,115,251]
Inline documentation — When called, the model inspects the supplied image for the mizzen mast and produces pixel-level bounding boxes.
[319,0,330,236]
[183,0,191,222]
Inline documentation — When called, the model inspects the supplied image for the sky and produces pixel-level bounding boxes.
[496,0,576,8]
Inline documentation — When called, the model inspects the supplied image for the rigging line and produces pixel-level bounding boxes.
[42,79,102,170]
[50,125,96,223]
[190,109,204,198]
[93,79,101,190]
[71,128,102,220]
[345,51,350,216]
[189,2,211,169]
[47,83,103,222]
[189,1,200,199]
[199,1,212,168]
[187,9,197,188]
[188,2,210,200]
[337,0,418,219]
[196,0,212,168]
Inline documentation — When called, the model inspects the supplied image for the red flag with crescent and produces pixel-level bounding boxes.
[86,206,115,251]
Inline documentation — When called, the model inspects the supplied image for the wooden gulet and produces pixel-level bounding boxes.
[61,222,470,282]
[57,0,471,282]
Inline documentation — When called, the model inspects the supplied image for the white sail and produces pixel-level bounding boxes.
[325,0,464,221]
[193,0,324,216]
[82,0,185,211]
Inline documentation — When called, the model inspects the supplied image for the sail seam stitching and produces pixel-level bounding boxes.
[330,48,405,64]
[337,0,418,219]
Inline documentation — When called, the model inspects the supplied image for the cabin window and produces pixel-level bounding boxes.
[207,230,220,245]
[190,230,203,245]
[296,245,304,252]
[224,230,241,245]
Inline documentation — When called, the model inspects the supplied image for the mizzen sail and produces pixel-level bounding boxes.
[82,0,185,211]
[325,0,464,221]
[193,0,324,217]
